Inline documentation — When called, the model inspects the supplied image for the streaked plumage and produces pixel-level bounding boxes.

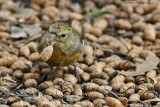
[38,22,84,66]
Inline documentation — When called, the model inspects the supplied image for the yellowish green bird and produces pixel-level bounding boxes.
[38,22,84,67]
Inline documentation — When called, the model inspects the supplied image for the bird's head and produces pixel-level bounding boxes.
[47,22,73,46]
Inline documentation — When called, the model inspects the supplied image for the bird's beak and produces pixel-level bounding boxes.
[48,35,56,46]
[51,41,56,46]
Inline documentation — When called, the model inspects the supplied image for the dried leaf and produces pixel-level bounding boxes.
[23,24,42,36]
[118,70,139,77]
[10,26,27,38]
[136,54,159,72]
[119,54,159,76]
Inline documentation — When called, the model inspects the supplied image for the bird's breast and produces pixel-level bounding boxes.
[46,46,83,67]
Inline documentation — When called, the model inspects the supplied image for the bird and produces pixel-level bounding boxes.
[38,21,84,67]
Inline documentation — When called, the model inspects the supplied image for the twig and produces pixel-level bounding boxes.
[14,31,44,44]
[104,88,119,99]
[85,6,115,19]
[140,98,160,103]
[16,84,23,90]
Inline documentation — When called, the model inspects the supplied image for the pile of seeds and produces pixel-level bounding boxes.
[0,0,160,107]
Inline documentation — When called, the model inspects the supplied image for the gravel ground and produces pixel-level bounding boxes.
[0,0,160,107]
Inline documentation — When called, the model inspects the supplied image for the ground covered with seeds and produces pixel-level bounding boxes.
[1,0,160,107]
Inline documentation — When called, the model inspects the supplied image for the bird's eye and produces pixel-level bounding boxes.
[61,34,66,38]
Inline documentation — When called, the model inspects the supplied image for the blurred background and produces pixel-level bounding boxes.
[1,0,160,107]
